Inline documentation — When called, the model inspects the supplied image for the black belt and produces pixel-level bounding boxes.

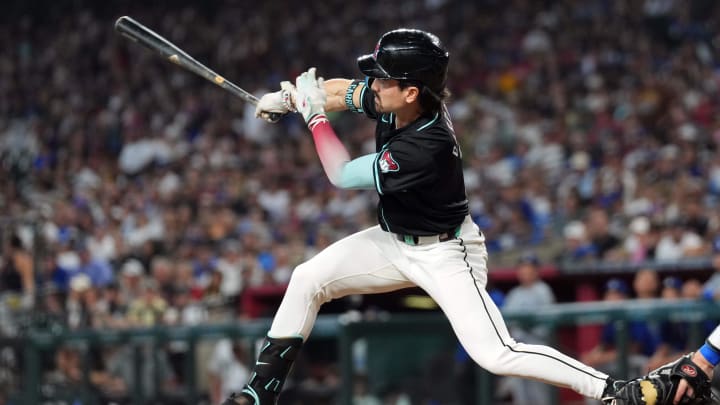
[395,227,460,246]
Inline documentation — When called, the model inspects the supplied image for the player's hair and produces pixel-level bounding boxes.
[399,80,450,114]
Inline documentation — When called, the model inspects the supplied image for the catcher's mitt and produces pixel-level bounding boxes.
[606,354,714,405]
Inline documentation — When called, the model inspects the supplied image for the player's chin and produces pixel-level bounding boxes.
[374,98,384,112]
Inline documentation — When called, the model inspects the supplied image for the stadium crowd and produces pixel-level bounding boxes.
[3,0,720,403]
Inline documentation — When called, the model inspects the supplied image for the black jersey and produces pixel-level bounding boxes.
[359,83,469,235]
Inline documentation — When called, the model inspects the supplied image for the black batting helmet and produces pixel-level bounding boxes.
[357,28,449,93]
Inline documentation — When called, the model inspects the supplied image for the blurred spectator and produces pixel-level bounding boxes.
[682,278,704,300]
[207,339,250,405]
[203,269,229,320]
[43,345,83,400]
[102,343,176,400]
[119,258,144,306]
[623,217,657,264]
[126,279,167,327]
[497,252,555,405]
[702,254,720,300]
[353,374,381,405]
[645,277,690,371]
[0,234,34,309]
[86,223,120,262]
[556,221,596,263]
[215,240,245,303]
[633,268,659,300]
[654,218,706,261]
[585,208,622,261]
[149,256,175,298]
[581,277,658,377]
[66,274,92,329]
[77,244,113,288]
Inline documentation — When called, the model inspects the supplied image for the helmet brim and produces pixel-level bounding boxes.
[357,54,391,79]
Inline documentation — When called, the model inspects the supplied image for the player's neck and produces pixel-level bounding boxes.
[394,103,423,129]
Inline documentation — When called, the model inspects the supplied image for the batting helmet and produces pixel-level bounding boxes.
[357,28,449,93]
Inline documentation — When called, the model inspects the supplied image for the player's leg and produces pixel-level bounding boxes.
[401,218,610,400]
[226,225,413,405]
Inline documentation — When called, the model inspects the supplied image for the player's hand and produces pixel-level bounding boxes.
[673,351,714,404]
[674,379,692,404]
[255,81,296,122]
[295,67,326,123]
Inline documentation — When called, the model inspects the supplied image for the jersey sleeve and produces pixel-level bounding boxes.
[373,139,438,195]
[358,78,379,120]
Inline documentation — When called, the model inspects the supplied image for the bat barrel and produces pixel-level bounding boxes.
[114,16,285,122]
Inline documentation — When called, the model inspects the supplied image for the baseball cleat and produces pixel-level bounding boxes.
[221,392,253,405]
[601,378,630,405]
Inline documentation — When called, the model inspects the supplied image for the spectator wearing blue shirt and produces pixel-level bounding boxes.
[646,277,689,371]
[581,276,659,378]
[77,245,114,288]
[556,220,598,263]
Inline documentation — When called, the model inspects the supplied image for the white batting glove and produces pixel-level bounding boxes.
[295,67,327,123]
[254,81,297,122]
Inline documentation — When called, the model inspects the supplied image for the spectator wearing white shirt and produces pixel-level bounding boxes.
[207,339,250,405]
[216,240,245,302]
[655,218,706,262]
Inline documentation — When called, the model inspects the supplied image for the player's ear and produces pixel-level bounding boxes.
[403,85,420,104]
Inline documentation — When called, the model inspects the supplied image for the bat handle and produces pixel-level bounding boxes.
[266,111,287,123]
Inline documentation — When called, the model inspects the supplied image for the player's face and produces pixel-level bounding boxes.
[371,78,415,113]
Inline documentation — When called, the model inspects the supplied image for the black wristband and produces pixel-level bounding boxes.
[345,79,362,113]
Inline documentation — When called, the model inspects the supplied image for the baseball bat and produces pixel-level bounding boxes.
[114,16,285,123]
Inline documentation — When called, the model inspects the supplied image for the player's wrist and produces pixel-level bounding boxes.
[694,348,717,375]
[307,113,329,130]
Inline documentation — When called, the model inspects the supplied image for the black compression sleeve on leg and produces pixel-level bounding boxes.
[242,336,304,404]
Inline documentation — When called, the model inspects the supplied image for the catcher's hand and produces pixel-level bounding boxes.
[609,354,713,405]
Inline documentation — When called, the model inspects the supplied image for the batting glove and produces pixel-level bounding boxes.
[254,80,297,122]
[295,67,327,123]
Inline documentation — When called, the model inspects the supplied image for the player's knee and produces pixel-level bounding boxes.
[286,263,329,302]
[466,345,517,376]
[287,262,315,290]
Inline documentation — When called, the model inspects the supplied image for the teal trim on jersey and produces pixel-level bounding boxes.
[372,152,383,195]
[380,207,391,232]
[404,235,415,245]
[380,114,390,123]
[260,340,271,353]
[417,112,439,131]
[242,387,260,404]
[338,153,376,189]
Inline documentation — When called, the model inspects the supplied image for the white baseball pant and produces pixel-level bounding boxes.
[268,216,609,399]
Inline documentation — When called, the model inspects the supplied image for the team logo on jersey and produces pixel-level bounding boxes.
[379,150,399,173]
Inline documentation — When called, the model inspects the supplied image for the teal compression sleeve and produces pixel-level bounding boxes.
[337,153,376,189]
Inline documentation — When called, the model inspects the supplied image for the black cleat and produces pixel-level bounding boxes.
[221,392,253,405]
[601,378,630,405]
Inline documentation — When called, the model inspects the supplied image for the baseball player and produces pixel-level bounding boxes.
[223,29,626,405]
[605,324,719,405]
